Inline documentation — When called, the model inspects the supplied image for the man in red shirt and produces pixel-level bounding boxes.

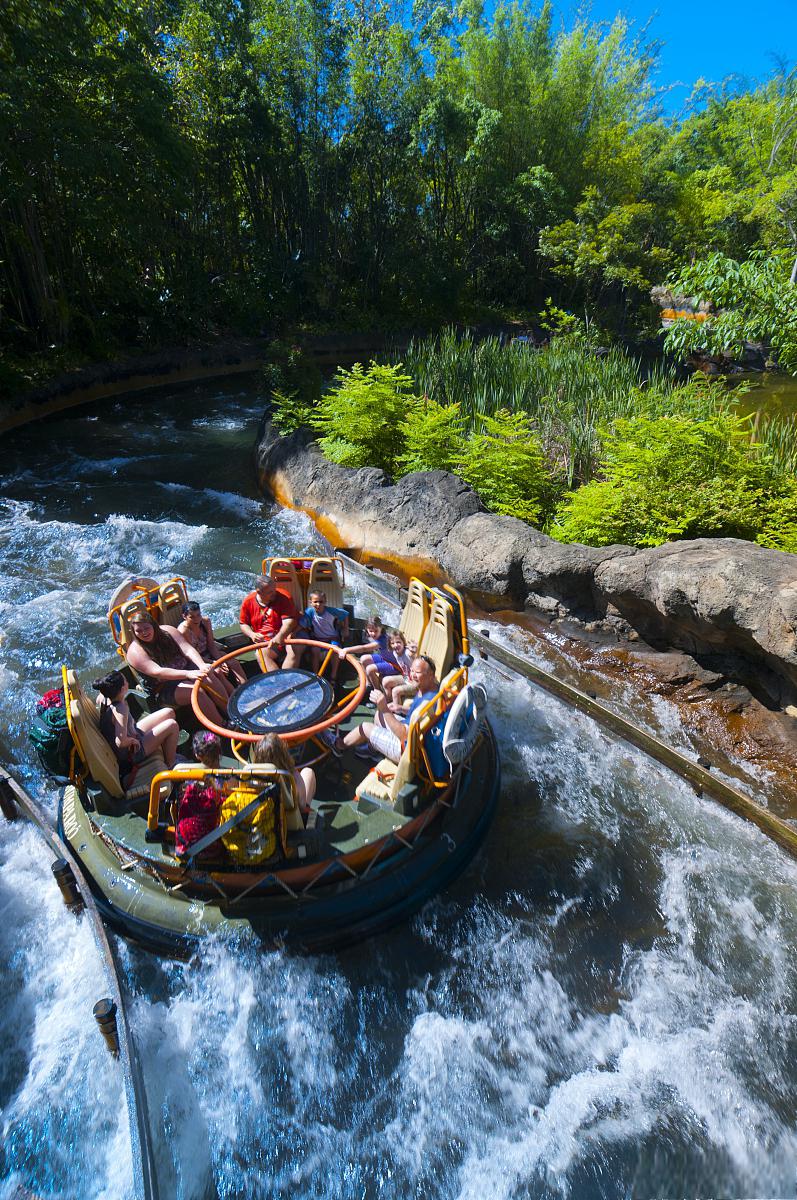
[239,575,300,671]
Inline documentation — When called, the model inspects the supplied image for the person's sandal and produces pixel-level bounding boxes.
[320,728,343,757]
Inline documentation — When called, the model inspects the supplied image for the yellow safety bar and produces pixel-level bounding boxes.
[406,666,468,789]
[147,764,294,832]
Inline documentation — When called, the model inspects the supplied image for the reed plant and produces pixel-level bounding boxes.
[756,414,797,477]
[403,329,726,486]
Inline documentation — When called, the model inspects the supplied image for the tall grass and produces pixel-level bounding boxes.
[401,328,797,485]
[756,414,797,476]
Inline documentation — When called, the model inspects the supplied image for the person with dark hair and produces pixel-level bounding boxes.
[299,590,349,678]
[125,612,228,724]
[239,575,299,671]
[174,731,224,858]
[252,732,316,823]
[93,670,179,786]
[178,601,246,689]
[327,656,439,764]
[191,730,223,767]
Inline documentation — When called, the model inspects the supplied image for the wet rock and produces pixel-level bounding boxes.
[593,540,797,703]
[256,420,797,705]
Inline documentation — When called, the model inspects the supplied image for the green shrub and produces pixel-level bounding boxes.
[312,362,420,475]
[456,409,553,523]
[550,412,797,548]
[270,389,317,435]
[397,399,464,474]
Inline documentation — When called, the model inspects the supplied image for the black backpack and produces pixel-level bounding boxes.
[29,689,73,781]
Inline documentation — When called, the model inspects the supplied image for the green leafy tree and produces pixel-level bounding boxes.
[456,408,552,523]
[312,362,419,474]
[397,398,464,473]
[551,412,797,550]
[662,251,797,373]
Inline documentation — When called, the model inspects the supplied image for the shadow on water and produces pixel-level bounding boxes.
[1,375,797,1199]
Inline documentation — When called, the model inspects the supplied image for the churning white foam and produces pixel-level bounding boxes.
[158,481,264,519]
[0,825,132,1199]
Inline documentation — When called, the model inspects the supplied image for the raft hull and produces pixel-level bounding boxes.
[58,724,500,955]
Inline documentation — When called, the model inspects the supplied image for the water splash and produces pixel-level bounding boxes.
[1,380,796,1199]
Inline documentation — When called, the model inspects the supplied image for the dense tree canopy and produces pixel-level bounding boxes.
[1,0,794,372]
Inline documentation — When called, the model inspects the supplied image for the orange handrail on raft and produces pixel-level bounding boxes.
[189,639,367,746]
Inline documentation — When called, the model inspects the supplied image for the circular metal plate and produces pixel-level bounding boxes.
[228,669,334,735]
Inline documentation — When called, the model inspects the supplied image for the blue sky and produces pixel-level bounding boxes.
[560,0,797,111]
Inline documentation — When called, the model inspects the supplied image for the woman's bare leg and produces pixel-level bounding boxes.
[296,767,316,815]
[213,644,247,686]
[173,681,227,725]
[138,711,179,767]
[208,668,235,699]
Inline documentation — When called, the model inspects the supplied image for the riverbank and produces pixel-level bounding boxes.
[256,419,797,787]
[0,332,394,433]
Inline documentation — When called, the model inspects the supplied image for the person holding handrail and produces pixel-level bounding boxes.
[329,655,439,764]
[239,574,299,671]
[125,613,228,725]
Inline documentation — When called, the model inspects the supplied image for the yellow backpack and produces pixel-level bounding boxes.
[219,782,286,866]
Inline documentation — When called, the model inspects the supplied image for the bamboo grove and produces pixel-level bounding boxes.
[2,0,797,380]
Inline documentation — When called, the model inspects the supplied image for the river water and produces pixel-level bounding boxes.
[1,378,796,1200]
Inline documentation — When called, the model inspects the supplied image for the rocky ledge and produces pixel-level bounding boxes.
[256,421,797,710]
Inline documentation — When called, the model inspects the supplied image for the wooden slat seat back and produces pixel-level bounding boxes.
[399,578,429,647]
[118,597,150,653]
[417,593,455,680]
[63,668,165,805]
[109,581,162,652]
[159,578,189,628]
[307,558,344,610]
[261,558,304,611]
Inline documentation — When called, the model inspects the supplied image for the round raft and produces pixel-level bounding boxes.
[57,558,500,954]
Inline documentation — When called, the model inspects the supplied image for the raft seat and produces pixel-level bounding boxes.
[63,669,166,810]
[354,667,466,809]
[417,593,455,680]
[307,558,344,610]
[262,558,304,612]
[117,597,151,653]
[354,747,416,812]
[159,578,189,628]
[153,763,304,832]
[398,578,429,648]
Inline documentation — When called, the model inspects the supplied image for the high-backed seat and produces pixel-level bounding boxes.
[417,592,455,679]
[399,578,429,648]
[354,669,465,810]
[159,578,189,627]
[149,764,301,844]
[118,597,151,653]
[263,558,304,611]
[63,668,165,810]
[307,558,344,610]
[354,740,416,810]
